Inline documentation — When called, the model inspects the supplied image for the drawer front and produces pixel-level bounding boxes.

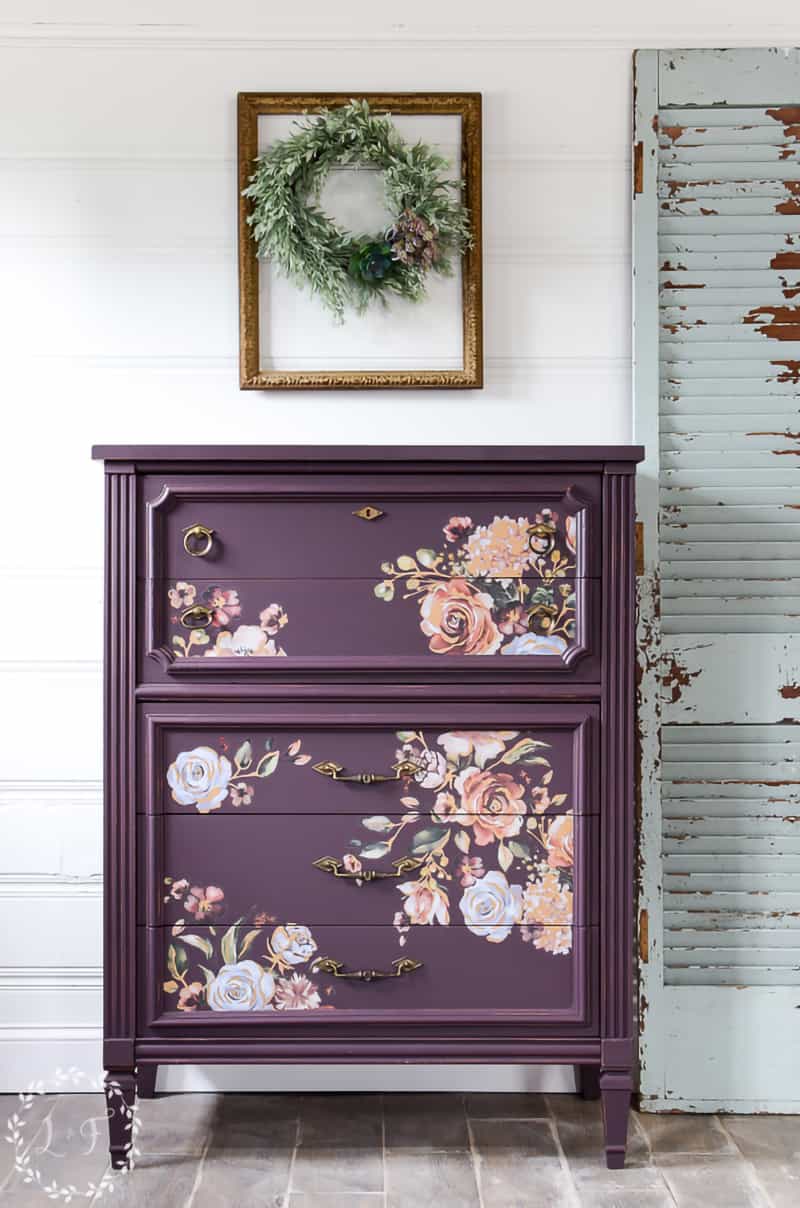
[142,923,596,1020]
[142,706,597,818]
[143,473,599,675]
[144,472,600,581]
[140,811,597,928]
[148,576,596,671]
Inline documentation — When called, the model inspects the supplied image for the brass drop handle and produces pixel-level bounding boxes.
[313,855,425,881]
[180,603,213,629]
[527,521,557,556]
[182,523,214,557]
[312,758,420,785]
[312,956,423,983]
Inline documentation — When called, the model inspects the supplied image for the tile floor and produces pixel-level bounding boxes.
[0,1091,797,1206]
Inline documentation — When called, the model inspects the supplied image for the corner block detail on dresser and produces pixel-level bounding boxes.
[93,443,644,1169]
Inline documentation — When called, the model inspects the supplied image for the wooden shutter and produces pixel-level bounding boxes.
[634,48,800,1110]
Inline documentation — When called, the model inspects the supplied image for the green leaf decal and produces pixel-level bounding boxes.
[499,738,551,765]
[360,842,391,860]
[410,826,449,854]
[235,740,253,770]
[361,815,394,833]
[257,750,280,778]
[182,934,214,959]
[508,840,532,861]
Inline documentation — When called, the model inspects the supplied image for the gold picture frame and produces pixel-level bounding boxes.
[237,92,483,390]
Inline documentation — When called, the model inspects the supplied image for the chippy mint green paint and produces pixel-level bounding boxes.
[634,47,800,1112]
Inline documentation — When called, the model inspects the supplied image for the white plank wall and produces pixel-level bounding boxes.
[1,2,798,1093]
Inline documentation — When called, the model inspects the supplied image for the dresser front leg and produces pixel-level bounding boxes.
[105,1070,137,1169]
[137,1064,157,1099]
[600,1069,632,1169]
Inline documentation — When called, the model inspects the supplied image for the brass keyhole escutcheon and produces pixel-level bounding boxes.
[353,506,385,522]
[182,523,214,557]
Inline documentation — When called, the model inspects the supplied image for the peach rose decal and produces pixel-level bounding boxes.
[373,511,577,656]
[545,813,574,869]
[455,767,527,847]
[420,579,502,656]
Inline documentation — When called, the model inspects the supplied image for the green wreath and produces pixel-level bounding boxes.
[243,99,472,320]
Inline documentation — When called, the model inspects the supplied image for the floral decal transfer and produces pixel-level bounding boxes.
[373,513,577,656]
[342,730,575,955]
[166,736,311,814]
[169,582,289,658]
[162,884,330,1013]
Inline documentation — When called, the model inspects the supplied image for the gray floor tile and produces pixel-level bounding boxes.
[134,1091,220,1156]
[386,1149,479,1208]
[576,1189,677,1208]
[721,1113,800,1162]
[384,1094,468,1150]
[195,1147,294,1207]
[299,1094,383,1147]
[659,1153,772,1208]
[291,1145,385,1196]
[289,1197,385,1207]
[99,1153,200,1206]
[470,1118,571,1208]
[464,1091,549,1119]
[637,1112,735,1156]
[210,1094,299,1150]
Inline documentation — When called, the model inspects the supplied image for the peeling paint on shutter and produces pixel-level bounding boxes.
[635,48,800,1110]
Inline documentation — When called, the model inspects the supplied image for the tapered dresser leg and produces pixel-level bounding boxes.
[575,1064,601,1100]
[600,1069,632,1169]
[137,1064,157,1099]
[105,1070,136,1169]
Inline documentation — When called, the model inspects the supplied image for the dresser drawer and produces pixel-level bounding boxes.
[143,472,599,675]
[141,705,598,818]
[139,811,597,928]
[144,472,600,581]
[141,923,597,1022]
[148,575,597,671]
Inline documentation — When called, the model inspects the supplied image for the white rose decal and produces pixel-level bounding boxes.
[167,746,232,813]
[270,924,317,967]
[459,869,523,943]
[207,960,276,1011]
[500,633,567,657]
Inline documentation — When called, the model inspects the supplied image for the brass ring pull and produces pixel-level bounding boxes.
[182,523,214,557]
[180,603,213,629]
[312,956,423,983]
[312,758,420,785]
[527,521,557,557]
[313,855,425,881]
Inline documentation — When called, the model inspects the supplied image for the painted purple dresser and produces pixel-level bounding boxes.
[92,444,643,1169]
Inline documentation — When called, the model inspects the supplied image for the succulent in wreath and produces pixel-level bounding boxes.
[348,240,396,284]
[388,209,439,270]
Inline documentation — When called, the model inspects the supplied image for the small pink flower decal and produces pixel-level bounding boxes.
[342,853,362,875]
[177,981,204,1012]
[397,880,450,926]
[169,878,190,900]
[229,782,254,808]
[259,603,288,635]
[185,885,225,919]
[204,586,242,628]
[457,856,485,887]
[274,973,322,1011]
[443,515,473,543]
[168,582,197,610]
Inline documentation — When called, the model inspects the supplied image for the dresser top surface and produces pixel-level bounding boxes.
[92,443,645,465]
